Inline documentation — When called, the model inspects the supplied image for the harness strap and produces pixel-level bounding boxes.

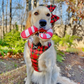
[28,40,51,72]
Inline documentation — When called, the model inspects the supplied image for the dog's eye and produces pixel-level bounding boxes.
[34,12,39,15]
[46,13,50,17]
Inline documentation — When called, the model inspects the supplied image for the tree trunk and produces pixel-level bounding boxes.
[10,0,12,31]
[6,0,8,33]
[26,0,31,18]
[2,0,4,39]
[31,0,34,10]
[53,0,54,4]
[59,2,63,24]
[26,0,31,20]
[29,0,31,10]
[26,0,29,17]
[34,0,37,8]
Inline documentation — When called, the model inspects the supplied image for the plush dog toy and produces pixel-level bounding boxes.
[21,26,53,41]
[21,5,59,41]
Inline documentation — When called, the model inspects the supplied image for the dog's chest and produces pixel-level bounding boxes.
[28,41,51,72]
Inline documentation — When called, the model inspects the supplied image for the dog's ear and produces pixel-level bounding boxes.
[25,11,32,29]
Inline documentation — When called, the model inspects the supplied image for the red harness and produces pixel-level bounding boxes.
[28,41,51,72]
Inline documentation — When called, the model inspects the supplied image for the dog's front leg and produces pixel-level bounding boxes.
[45,70,52,84]
[25,65,33,84]
[45,59,52,84]
[24,43,33,84]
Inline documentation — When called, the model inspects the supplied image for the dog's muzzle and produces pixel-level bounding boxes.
[39,19,47,28]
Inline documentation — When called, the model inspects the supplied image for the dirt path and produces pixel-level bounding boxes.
[0,52,84,84]
[57,52,84,84]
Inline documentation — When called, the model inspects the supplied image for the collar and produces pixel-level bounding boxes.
[28,40,51,49]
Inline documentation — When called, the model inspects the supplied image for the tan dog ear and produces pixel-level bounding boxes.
[25,11,32,29]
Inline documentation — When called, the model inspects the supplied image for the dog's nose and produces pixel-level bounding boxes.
[39,19,47,27]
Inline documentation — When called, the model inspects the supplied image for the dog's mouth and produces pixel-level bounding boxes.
[35,29,47,36]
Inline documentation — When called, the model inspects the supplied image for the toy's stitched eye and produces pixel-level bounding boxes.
[34,12,39,15]
[46,13,50,17]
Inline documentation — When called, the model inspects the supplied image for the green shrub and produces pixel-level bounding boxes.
[0,39,8,46]
[0,25,26,56]
[56,50,65,62]
[82,48,84,52]
[52,34,79,62]
[0,39,9,56]
[52,34,79,47]
[3,29,26,54]
[66,48,79,53]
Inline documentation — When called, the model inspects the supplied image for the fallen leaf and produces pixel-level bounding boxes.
[7,52,11,57]
[3,56,8,59]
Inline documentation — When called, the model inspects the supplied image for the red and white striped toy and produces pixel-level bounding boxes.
[21,26,38,39]
[39,28,53,39]
[21,26,53,40]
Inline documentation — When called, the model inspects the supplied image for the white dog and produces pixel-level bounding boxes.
[23,6,77,84]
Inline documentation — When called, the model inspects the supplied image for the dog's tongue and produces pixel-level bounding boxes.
[21,26,47,39]
[39,28,47,32]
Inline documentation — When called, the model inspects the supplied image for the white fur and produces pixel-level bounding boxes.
[24,40,60,84]
[24,40,77,84]
[24,6,77,84]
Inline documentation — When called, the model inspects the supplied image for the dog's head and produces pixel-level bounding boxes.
[24,6,54,45]
[25,6,51,30]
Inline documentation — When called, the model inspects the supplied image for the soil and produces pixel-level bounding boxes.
[57,52,84,84]
[0,58,24,74]
[0,52,84,84]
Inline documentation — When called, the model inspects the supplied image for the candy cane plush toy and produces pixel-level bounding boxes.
[39,28,53,41]
[21,26,53,41]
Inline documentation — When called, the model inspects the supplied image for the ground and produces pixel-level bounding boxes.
[0,58,24,74]
[57,52,84,84]
[0,52,84,84]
